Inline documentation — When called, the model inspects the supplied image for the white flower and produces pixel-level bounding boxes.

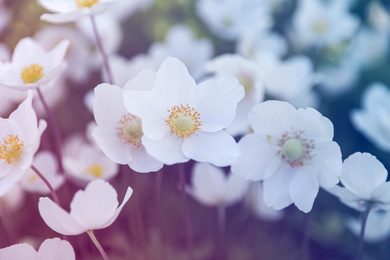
[123,57,244,166]
[63,135,119,183]
[38,179,132,235]
[231,100,342,213]
[0,37,69,90]
[19,151,64,194]
[292,0,359,48]
[0,91,47,196]
[0,238,75,260]
[92,72,164,173]
[188,162,249,207]
[326,152,390,211]
[0,185,25,213]
[39,0,115,24]
[107,0,155,21]
[205,54,265,135]
[350,83,390,152]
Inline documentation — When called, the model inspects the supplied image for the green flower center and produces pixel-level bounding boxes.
[282,138,303,161]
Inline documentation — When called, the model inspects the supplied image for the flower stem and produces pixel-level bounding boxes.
[178,163,194,260]
[31,164,60,206]
[87,230,110,260]
[155,168,167,260]
[90,14,114,85]
[357,203,374,260]
[36,88,64,174]
[216,205,226,259]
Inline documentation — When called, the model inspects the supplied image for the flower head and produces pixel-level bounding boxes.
[231,100,342,213]
[0,37,69,90]
[38,179,132,235]
[123,57,244,166]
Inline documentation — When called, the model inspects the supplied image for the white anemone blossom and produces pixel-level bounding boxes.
[39,0,115,24]
[326,152,390,212]
[0,238,75,260]
[123,57,244,167]
[38,179,132,235]
[0,37,69,90]
[231,100,342,213]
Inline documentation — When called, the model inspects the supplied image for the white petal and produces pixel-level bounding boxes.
[123,69,156,91]
[371,182,390,205]
[142,134,189,165]
[12,38,45,67]
[128,146,164,173]
[289,167,319,213]
[40,10,89,24]
[194,77,244,132]
[296,107,334,142]
[38,197,85,235]
[182,131,240,167]
[0,243,37,260]
[341,152,387,199]
[324,185,362,210]
[38,238,75,260]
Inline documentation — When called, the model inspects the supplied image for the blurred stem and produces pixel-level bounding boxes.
[178,163,194,260]
[87,230,110,260]
[90,14,114,85]
[31,164,60,206]
[155,168,167,260]
[357,202,374,260]
[36,88,64,174]
[0,211,16,245]
[302,211,311,260]
[216,205,226,260]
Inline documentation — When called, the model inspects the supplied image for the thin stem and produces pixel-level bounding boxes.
[87,230,110,260]
[155,168,167,260]
[90,14,114,85]
[36,88,64,174]
[216,205,226,260]
[31,165,60,206]
[0,211,16,245]
[178,163,194,260]
[357,203,374,260]
[302,211,311,260]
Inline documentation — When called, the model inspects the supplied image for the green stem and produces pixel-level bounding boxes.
[87,230,110,260]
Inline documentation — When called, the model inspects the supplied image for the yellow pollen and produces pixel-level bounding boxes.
[76,0,99,8]
[313,20,328,34]
[116,113,143,149]
[21,64,44,84]
[85,164,103,178]
[0,134,24,165]
[165,104,202,139]
[28,174,39,183]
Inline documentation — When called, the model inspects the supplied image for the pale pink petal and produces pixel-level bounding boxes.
[38,197,85,235]
[0,243,37,260]
[128,146,163,173]
[123,69,156,91]
[38,238,75,260]
[194,77,244,132]
[38,0,76,13]
[289,167,319,213]
[12,38,45,66]
[40,10,90,24]
[182,131,240,167]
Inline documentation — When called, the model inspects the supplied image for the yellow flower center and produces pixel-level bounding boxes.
[165,104,202,139]
[76,0,99,8]
[28,173,39,183]
[85,164,103,178]
[116,113,143,149]
[21,64,44,84]
[0,134,24,165]
[313,20,328,34]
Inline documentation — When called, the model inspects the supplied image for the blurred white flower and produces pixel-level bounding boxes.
[148,25,213,80]
[292,0,359,48]
[346,210,390,243]
[0,185,25,213]
[108,0,155,21]
[19,151,64,194]
[326,152,390,212]
[367,1,390,33]
[0,237,75,260]
[205,54,265,135]
[188,162,249,207]
[350,83,390,152]
[93,73,163,173]
[0,91,47,196]
[231,100,342,213]
[0,38,69,90]
[39,179,132,235]
[63,135,119,184]
[196,0,271,40]
[124,57,244,166]
[39,0,115,24]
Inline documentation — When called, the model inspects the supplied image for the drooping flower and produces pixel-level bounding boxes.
[92,70,163,173]
[0,37,69,90]
[326,152,390,212]
[0,237,75,260]
[187,162,249,207]
[38,179,132,235]
[231,100,342,213]
[350,83,390,152]
[39,0,116,24]
[0,91,47,196]
[123,57,244,166]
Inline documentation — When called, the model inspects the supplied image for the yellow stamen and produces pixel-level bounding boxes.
[0,134,24,165]
[116,114,143,149]
[85,164,103,178]
[76,0,99,8]
[21,64,44,84]
[165,104,202,139]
